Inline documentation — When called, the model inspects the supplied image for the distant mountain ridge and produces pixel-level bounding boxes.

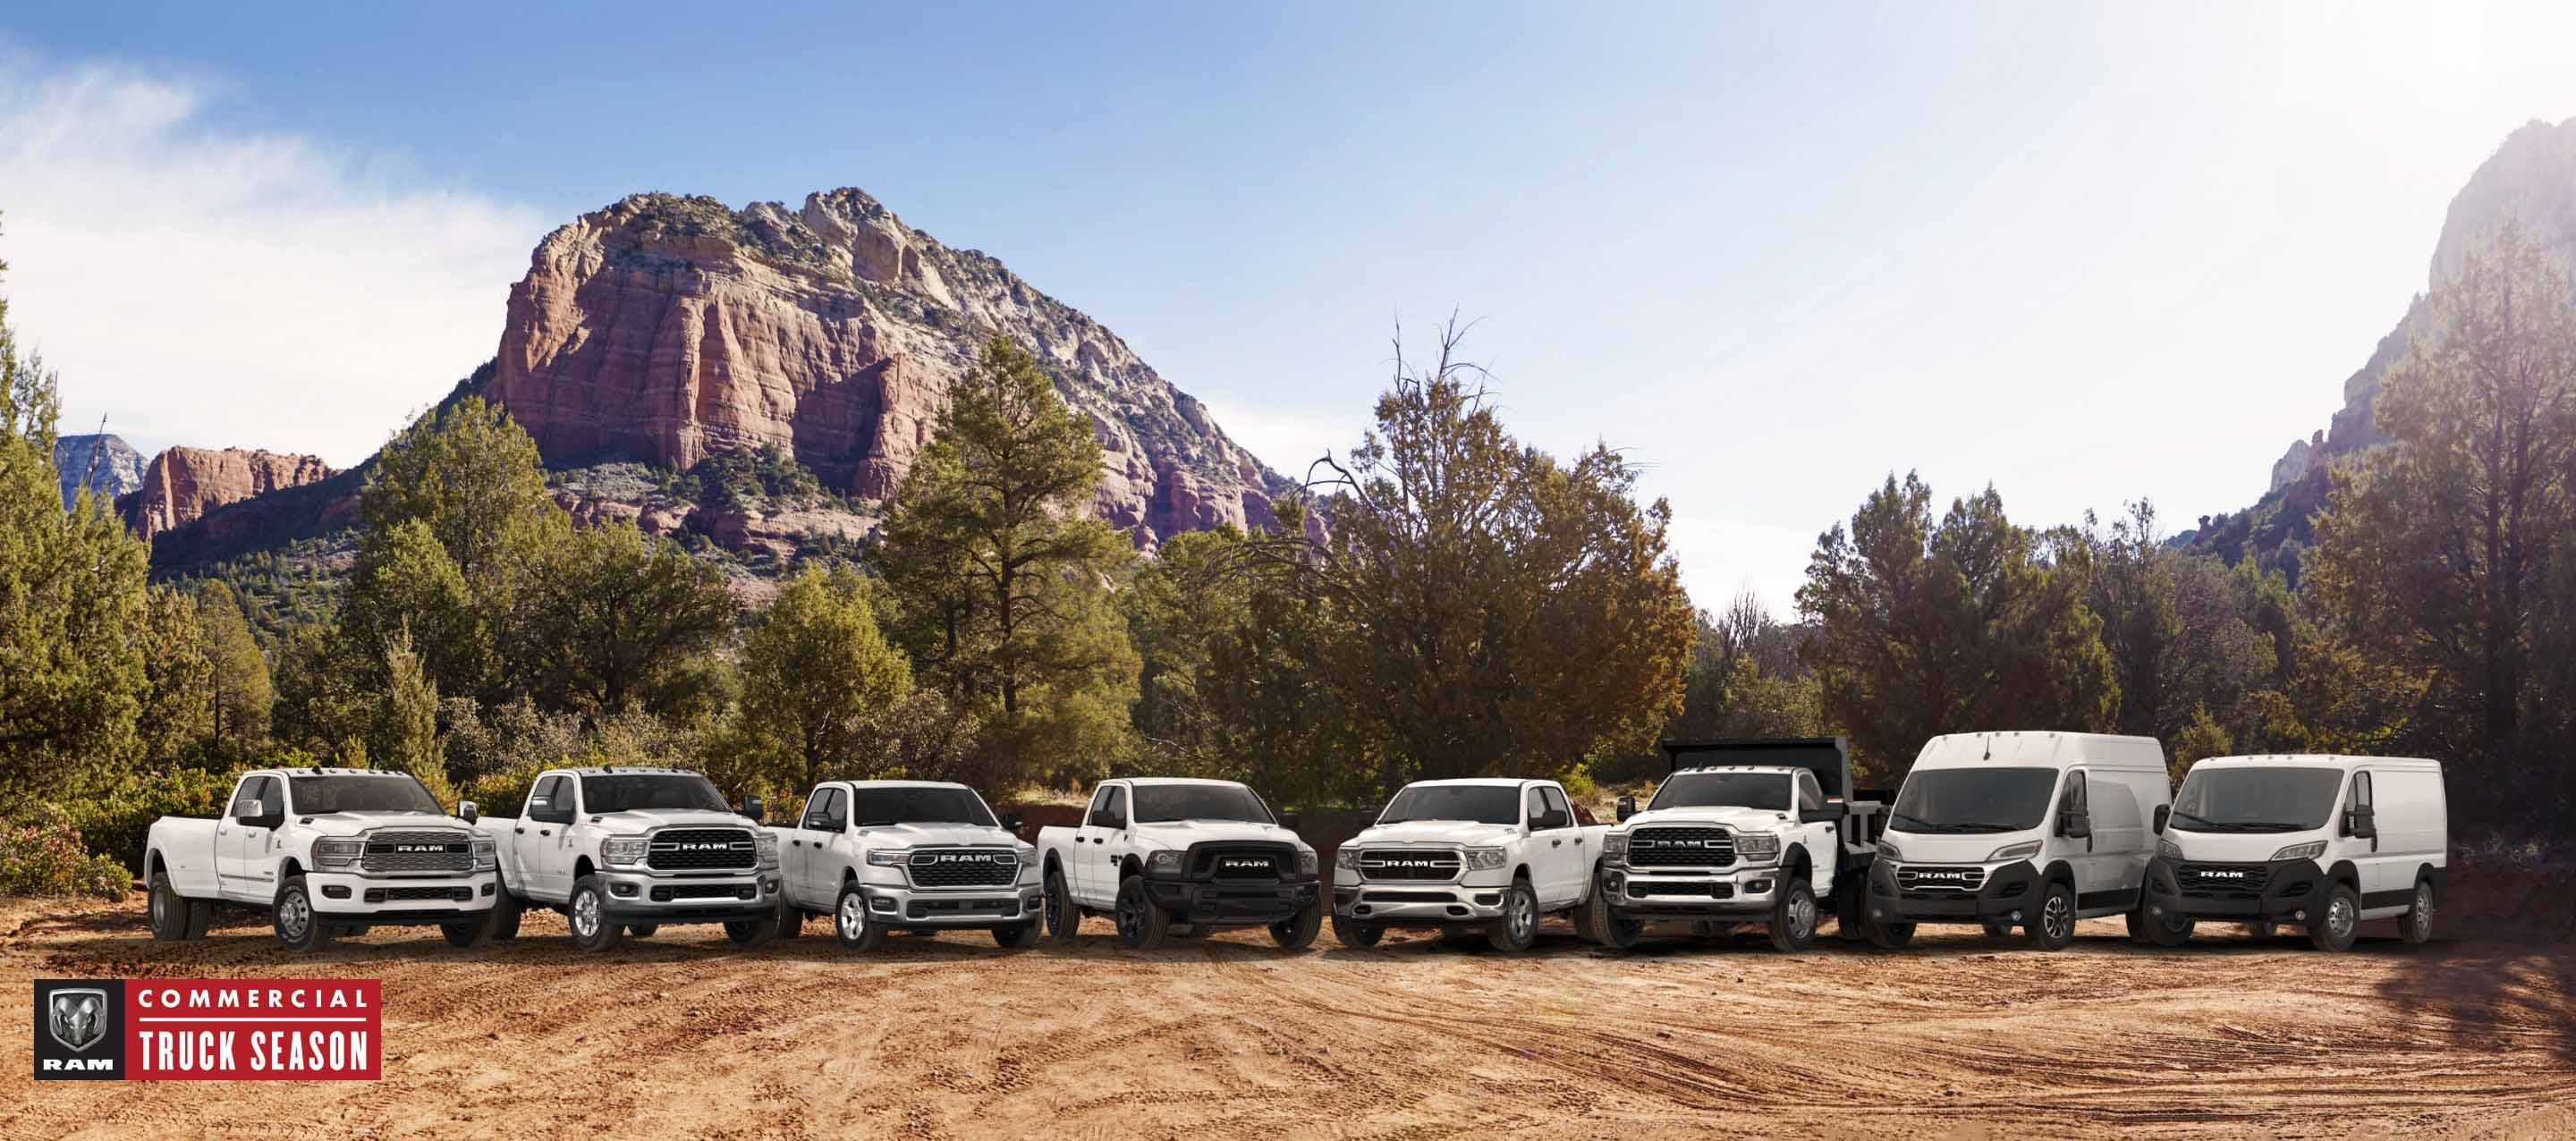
[53,433,142,509]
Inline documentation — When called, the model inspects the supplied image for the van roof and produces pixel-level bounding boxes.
[1911,731,2165,773]
[2190,754,2444,773]
[1671,766,1801,777]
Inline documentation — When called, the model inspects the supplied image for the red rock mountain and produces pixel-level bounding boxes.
[493,190,1289,546]
[121,446,335,541]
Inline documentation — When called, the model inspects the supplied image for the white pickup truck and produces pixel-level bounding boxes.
[1329,777,1609,951]
[1034,777,1322,951]
[143,767,499,951]
[1590,738,1886,952]
[475,765,784,951]
[770,779,1042,951]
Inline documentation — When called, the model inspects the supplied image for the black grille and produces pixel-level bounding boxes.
[650,883,758,902]
[1627,828,1737,868]
[648,828,757,871]
[905,849,1019,888]
[1355,849,1461,881]
[2176,863,2273,898]
[1894,865,1987,896]
[364,885,473,903]
[1192,844,1291,881]
[1359,890,1453,903]
[1626,880,1735,900]
[361,830,474,874]
[908,898,1018,919]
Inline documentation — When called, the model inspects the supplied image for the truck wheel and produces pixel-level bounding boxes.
[1483,876,1538,952]
[1330,913,1384,949]
[626,924,659,938]
[487,892,523,942]
[2397,879,2436,946]
[148,872,208,942]
[724,917,778,947]
[567,875,624,951]
[1271,899,1323,951]
[1114,875,1171,951]
[1834,874,1869,942]
[2309,883,2360,951]
[273,875,334,952]
[2026,880,2076,951]
[835,882,887,951]
[1767,878,1818,952]
[993,923,1040,950]
[1042,868,1080,945]
[2128,908,2193,947]
[1868,916,1916,950]
[441,919,491,949]
[773,901,803,941]
[1585,883,1640,951]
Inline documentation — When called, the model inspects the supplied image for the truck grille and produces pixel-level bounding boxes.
[1355,849,1461,882]
[2176,863,2273,898]
[647,828,758,871]
[905,849,1019,888]
[361,829,474,874]
[1894,865,1987,896]
[1626,827,1737,868]
[363,885,474,904]
[650,883,758,902]
[1191,844,1293,881]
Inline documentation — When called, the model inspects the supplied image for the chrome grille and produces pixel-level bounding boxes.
[1894,865,1987,894]
[905,849,1018,888]
[361,829,473,874]
[647,828,757,871]
[1626,827,1737,868]
[1355,849,1461,882]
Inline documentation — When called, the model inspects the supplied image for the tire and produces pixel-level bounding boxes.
[2130,907,2193,948]
[148,873,208,942]
[567,875,623,951]
[626,924,660,938]
[273,875,333,952]
[487,892,523,942]
[724,916,778,947]
[2026,880,2076,951]
[1834,878,1869,942]
[1586,883,1641,951]
[1981,919,2014,938]
[774,902,804,941]
[2309,883,2360,952]
[1484,876,1538,952]
[441,919,491,949]
[2397,878,2436,946]
[1041,868,1080,945]
[1867,916,1916,951]
[1330,913,1384,949]
[1767,876,1818,952]
[993,923,1040,950]
[2245,919,2277,940]
[835,881,887,952]
[1113,875,1171,951]
[1270,898,1323,951]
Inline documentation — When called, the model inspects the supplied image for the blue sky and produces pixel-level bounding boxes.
[4,3,2573,609]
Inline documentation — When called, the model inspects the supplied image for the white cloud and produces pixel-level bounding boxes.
[0,54,546,467]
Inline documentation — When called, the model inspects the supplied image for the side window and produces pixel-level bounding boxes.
[2063,770,2089,816]
[2353,771,2373,809]
[1540,786,1572,827]
[529,775,565,822]
[1087,787,1126,829]
[1526,787,1550,828]
[802,788,843,830]
[1796,773,1826,812]
[227,777,263,817]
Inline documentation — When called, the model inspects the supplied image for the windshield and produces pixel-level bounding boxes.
[1650,773,1791,812]
[1378,784,1521,826]
[288,775,443,816]
[580,774,729,814]
[1889,767,2059,833]
[1132,783,1275,824]
[847,786,997,828]
[2172,767,2343,833]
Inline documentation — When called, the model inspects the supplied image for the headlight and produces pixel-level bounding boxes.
[1987,841,2042,862]
[315,839,364,868]
[1146,849,1182,874]
[1603,833,1628,858]
[1734,832,1782,861]
[1015,846,1038,867]
[2157,836,2184,860]
[866,848,910,866]
[470,837,496,871]
[1296,849,1318,876]
[1463,848,1507,871]
[602,836,648,866]
[754,833,780,868]
[1876,838,1903,863]
[2270,841,2326,862]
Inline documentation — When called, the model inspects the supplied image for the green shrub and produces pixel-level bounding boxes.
[462,761,548,819]
[3,805,133,900]
[69,767,237,873]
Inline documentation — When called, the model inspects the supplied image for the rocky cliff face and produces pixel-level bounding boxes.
[122,446,336,541]
[54,433,144,510]
[494,190,1289,547]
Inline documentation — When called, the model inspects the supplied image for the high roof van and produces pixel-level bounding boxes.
[2144,755,2447,951]
[1865,731,2177,951]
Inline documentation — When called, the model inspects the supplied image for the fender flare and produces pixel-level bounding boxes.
[2325,859,2361,892]
[2039,859,2078,892]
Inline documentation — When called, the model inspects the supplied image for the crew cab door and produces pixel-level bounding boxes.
[1793,771,1835,891]
[520,773,579,901]
[1526,785,1585,907]
[216,775,279,901]
[791,787,847,908]
[1077,785,1129,906]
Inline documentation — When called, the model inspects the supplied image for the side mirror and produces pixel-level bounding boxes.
[1615,794,1638,822]
[1280,810,1302,831]
[824,816,847,833]
[998,812,1024,833]
[1534,809,1569,831]
[2344,809,2377,840]
[458,800,479,824]
[1800,807,1842,824]
[2152,805,2170,834]
[232,798,266,824]
[740,795,765,823]
[2060,811,2092,841]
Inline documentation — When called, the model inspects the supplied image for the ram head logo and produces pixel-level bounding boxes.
[48,988,108,1052]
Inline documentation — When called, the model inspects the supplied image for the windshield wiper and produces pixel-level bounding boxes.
[1889,812,1962,833]
[1949,823,2022,833]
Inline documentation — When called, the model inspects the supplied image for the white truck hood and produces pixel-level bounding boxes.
[849,822,1030,850]
[1129,820,1313,851]
[303,812,477,838]
[1615,806,1792,834]
[2160,828,2318,864]
[1881,829,2039,864]
[587,809,758,833]
[1347,820,1521,848]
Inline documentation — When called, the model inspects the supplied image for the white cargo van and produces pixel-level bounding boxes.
[2144,755,2446,951]
[1865,731,2177,951]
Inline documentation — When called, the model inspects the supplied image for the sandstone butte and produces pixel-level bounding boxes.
[492,188,1294,548]
[121,446,335,542]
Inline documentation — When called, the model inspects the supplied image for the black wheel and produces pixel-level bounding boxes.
[567,875,623,951]
[993,923,1040,950]
[1586,881,1641,951]
[1484,876,1538,952]
[1114,875,1171,951]
[148,873,208,942]
[2397,879,2436,946]
[835,881,887,952]
[1042,868,1080,945]
[1768,877,1818,952]
[1981,919,2014,938]
[2245,919,2277,940]
[1270,899,1322,951]
[774,901,804,941]
[273,875,333,951]
[1330,913,1384,948]
[441,919,491,949]
[2309,883,2360,951]
[487,892,523,942]
[2129,907,2193,948]
[724,916,778,947]
[626,924,660,938]
[1868,916,1916,950]
[1833,874,1869,942]
[2027,880,2076,951]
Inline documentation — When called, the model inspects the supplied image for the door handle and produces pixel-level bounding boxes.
[514,827,525,834]
[539,829,552,837]
[1551,839,1563,848]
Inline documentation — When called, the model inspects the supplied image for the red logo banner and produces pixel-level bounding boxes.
[123,979,381,1080]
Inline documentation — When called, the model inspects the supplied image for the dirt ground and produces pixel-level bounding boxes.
[3,898,2571,1140]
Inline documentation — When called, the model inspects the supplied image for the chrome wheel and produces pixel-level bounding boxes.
[571,889,601,940]
[2327,894,2355,941]
[1507,888,1537,942]
[1788,891,1817,941]
[149,886,165,927]
[2043,894,2072,942]
[838,892,866,940]
[2411,884,2433,933]
[277,889,309,939]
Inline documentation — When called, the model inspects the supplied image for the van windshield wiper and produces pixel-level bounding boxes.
[1888,812,1962,833]
[1947,823,2022,833]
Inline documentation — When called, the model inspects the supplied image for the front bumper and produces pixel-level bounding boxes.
[2142,856,2330,924]
[309,870,498,925]
[1868,859,2040,925]
[1333,875,1507,925]
[597,868,784,924]
[1602,862,1784,920]
[859,878,1044,928]
[1150,873,1321,927]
